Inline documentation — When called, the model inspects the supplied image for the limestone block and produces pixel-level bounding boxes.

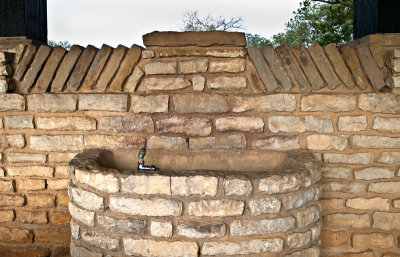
[145,61,176,74]
[178,58,208,73]
[189,137,216,150]
[18,179,45,191]
[249,197,281,215]
[49,153,77,163]
[223,177,252,196]
[258,174,303,194]
[142,50,154,59]
[215,134,246,149]
[0,79,7,93]
[156,116,211,136]
[97,215,147,235]
[67,45,97,91]
[324,213,370,228]
[144,77,190,91]
[68,202,95,226]
[373,117,400,133]
[230,217,296,236]
[0,227,32,243]
[0,179,14,192]
[353,233,394,248]
[346,197,390,211]
[202,238,283,255]
[0,134,25,150]
[26,194,55,208]
[0,118,2,128]
[323,181,364,194]
[320,231,348,247]
[233,94,296,112]
[34,228,71,244]
[252,136,300,150]
[296,205,320,228]
[188,199,244,217]
[151,221,173,237]
[100,116,153,133]
[323,153,372,165]
[158,48,246,58]
[373,212,400,230]
[37,117,96,131]
[340,44,371,89]
[353,135,400,148]
[359,94,400,114]
[124,66,144,92]
[282,187,315,210]
[0,194,25,207]
[14,44,37,81]
[354,167,394,180]
[147,136,188,151]
[47,179,69,190]
[68,187,104,210]
[30,135,84,151]
[307,135,348,150]
[8,152,46,163]
[0,94,25,112]
[131,95,169,113]
[84,135,145,149]
[81,229,119,251]
[121,175,171,195]
[0,210,14,223]
[74,168,119,193]
[28,94,77,112]
[81,44,113,90]
[286,246,319,257]
[287,231,312,248]
[394,200,400,208]
[5,115,34,129]
[70,243,101,257]
[301,95,356,112]
[109,197,182,216]
[123,239,198,257]
[377,152,400,164]
[209,58,245,73]
[173,94,228,113]
[177,222,226,238]
[49,212,71,224]
[322,167,351,179]
[18,211,47,224]
[191,75,205,91]
[216,117,264,132]
[260,45,292,91]
[7,166,53,177]
[268,116,305,133]
[79,94,128,112]
[304,115,333,133]
[207,76,246,89]
[324,43,355,88]
[339,116,368,131]
[368,181,400,194]
[171,176,218,196]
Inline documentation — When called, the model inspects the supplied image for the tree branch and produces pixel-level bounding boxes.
[312,0,353,8]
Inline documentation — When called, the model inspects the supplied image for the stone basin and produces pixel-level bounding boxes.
[68,149,321,257]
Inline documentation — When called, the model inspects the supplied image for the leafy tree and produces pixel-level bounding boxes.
[48,40,71,50]
[245,34,272,48]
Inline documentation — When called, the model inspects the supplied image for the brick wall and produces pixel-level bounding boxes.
[0,31,399,256]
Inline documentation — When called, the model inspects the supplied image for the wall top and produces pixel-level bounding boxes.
[142,31,246,47]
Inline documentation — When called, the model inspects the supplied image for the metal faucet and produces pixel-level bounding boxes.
[138,149,156,171]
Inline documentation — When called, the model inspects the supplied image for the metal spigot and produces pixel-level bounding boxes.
[138,149,156,171]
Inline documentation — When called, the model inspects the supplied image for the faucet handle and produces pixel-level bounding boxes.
[138,149,146,162]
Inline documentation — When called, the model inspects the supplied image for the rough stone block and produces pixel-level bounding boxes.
[324,43,355,88]
[57,194,69,208]
[14,44,37,81]
[301,95,356,112]
[26,194,55,208]
[74,168,119,193]
[230,217,296,236]
[353,135,400,148]
[215,134,246,149]
[144,77,190,91]
[121,175,171,195]
[70,243,102,257]
[282,187,315,210]
[8,152,46,163]
[368,181,400,194]
[145,61,176,74]
[158,48,246,58]
[0,79,8,93]
[323,181,364,194]
[373,212,400,230]
[356,44,385,90]
[123,239,198,257]
[66,45,97,91]
[373,117,400,133]
[30,135,84,151]
[339,116,368,131]
[223,177,252,196]
[0,179,14,192]
[0,210,14,223]
[28,94,77,112]
[0,94,25,112]
[84,135,145,149]
[7,166,53,177]
[18,211,47,224]
[68,202,95,226]
[188,199,244,217]
[233,94,296,112]
[147,136,188,151]
[252,136,300,150]
[340,44,371,89]
[320,231,348,247]
[81,44,113,90]
[216,117,264,132]
[18,179,45,191]
[95,45,127,90]
[5,115,34,129]
[178,58,208,73]
[97,215,147,235]
[286,246,319,257]
[49,211,71,224]
[209,58,245,73]
[268,116,305,133]
[249,197,281,215]
[296,205,320,228]
[37,116,96,131]
[156,116,211,136]
[207,76,246,89]
[0,134,25,150]
[354,167,394,180]
[189,137,216,150]
[100,116,153,133]
[377,152,400,164]
[173,94,228,113]
[359,94,400,114]
[323,153,372,165]
[110,197,182,216]
[34,227,71,244]
[69,187,104,211]
[49,153,77,163]
[346,197,390,211]
[202,238,283,255]
[0,227,33,243]
[79,94,128,112]
[287,231,312,248]
[131,95,169,113]
[191,75,205,91]
[258,173,303,194]
[304,115,333,133]
[307,135,348,150]
[171,176,218,196]
[323,213,370,228]
[151,221,172,237]
[322,167,351,179]
[81,229,119,251]
[177,222,226,238]
[142,50,154,59]
[0,194,25,207]
[124,66,144,92]
[353,233,393,248]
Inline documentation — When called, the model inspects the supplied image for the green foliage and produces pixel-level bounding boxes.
[245,34,272,48]
[48,40,71,50]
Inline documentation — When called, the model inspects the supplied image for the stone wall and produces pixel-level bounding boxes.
[0,31,399,256]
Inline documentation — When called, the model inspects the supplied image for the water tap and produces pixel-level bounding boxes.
[138,149,156,171]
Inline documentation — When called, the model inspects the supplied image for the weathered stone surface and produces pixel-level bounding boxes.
[0,118,2,129]
[70,243,102,257]
[121,175,171,195]
[0,134,25,149]
[0,227,33,243]
[28,94,77,112]
[322,167,350,179]
[296,205,320,228]
[144,77,190,91]
[252,136,300,150]
[179,58,208,73]
[157,116,211,136]
[37,116,96,131]
[79,94,128,111]
[301,95,356,112]
[320,231,348,247]
[18,179,45,191]
[188,199,244,217]
[75,168,119,193]
[324,153,372,165]
[145,61,177,74]
[100,116,153,133]
[110,197,182,216]
[49,153,76,163]
[97,215,147,235]
[191,75,205,91]
[324,213,370,228]
[353,233,393,248]
[393,200,400,208]
[0,179,14,192]
[18,211,47,224]
[340,44,371,89]
[269,116,305,133]
[368,181,400,194]
[147,136,187,150]
[0,94,25,111]
[209,58,245,73]
[356,44,385,90]
[5,115,34,129]
[354,167,394,180]
[215,134,246,149]
[325,43,355,88]
[0,194,25,207]
[324,181,364,194]
[202,238,283,255]
[286,246,319,257]
[8,152,46,163]
[0,79,7,93]
[30,135,84,151]
[230,217,296,236]
[339,116,368,131]
[373,117,400,133]
[233,94,296,112]
[7,166,53,177]
[49,211,71,224]
[66,45,98,91]
[172,176,218,196]
[158,47,246,58]
[26,194,55,208]
[174,94,228,113]
[84,135,144,149]
[283,187,315,210]
[347,197,389,211]
[151,221,173,237]
[307,135,348,150]
[377,152,400,164]
[189,137,216,150]
[207,76,247,89]
[81,229,119,251]
[131,95,169,113]
[0,210,14,223]
[177,222,226,238]
[124,66,144,92]
[57,194,69,207]
[142,50,154,58]
[81,44,113,90]
[223,177,252,196]
[373,212,400,230]
[258,173,303,194]
[69,187,104,210]
[123,238,198,257]
[216,117,264,132]
[68,202,95,226]
[304,115,333,133]
[353,135,400,148]
[14,44,37,81]
[249,197,281,215]
[287,231,312,248]
[359,94,400,114]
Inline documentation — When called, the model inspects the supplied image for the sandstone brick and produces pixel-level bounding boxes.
[121,175,171,195]
[57,193,69,207]
[0,134,25,149]
[81,44,113,90]
[5,115,34,129]
[171,176,218,196]
[249,197,281,215]
[70,243,101,257]
[157,116,211,136]
[147,136,188,151]
[28,94,77,112]
[216,116,264,132]
[287,231,312,248]
[0,94,25,112]
[124,66,144,92]
[67,45,97,91]
[325,43,356,88]
[0,227,33,243]
[304,115,333,133]
[54,166,68,178]
[301,95,356,112]
[268,116,304,133]
[324,153,372,165]
[309,43,341,89]
[188,199,244,217]
[95,45,127,90]
[7,166,53,177]
[368,181,400,194]
[0,194,25,207]
[347,197,390,211]
[142,50,154,58]
[100,116,153,133]
[27,194,55,208]
[14,44,37,81]
[258,173,303,194]
[79,94,128,111]
[177,222,226,238]
[354,167,394,180]
[202,238,283,255]
[30,135,84,151]
[320,231,348,247]
[144,77,190,91]
[373,117,400,133]
[307,135,348,150]
[394,200,400,208]
[81,229,119,251]
[47,179,69,190]
[110,197,182,216]
[151,221,173,237]
[207,76,247,89]
[233,94,296,112]
[324,213,370,228]
[223,177,252,196]
[0,79,7,93]
[189,137,216,150]
[282,187,315,210]
[123,239,198,257]
[97,215,147,235]
[131,95,169,113]
[353,135,400,148]
[0,118,2,128]
[18,211,47,224]
[0,210,14,223]
[359,94,400,114]
[209,58,245,73]
[49,153,76,163]
[0,168,3,177]
[286,246,319,257]
[215,134,246,149]
[178,58,208,73]
[70,221,79,238]
[159,48,246,58]
[18,179,45,191]
[373,212,400,230]
[191,75,205,91]
[377,152,400,164]
[68,202,95,226]
[173,94,228,113]
[356,44,385,90]
[8,152,46,163]
[84,135,145,149]
[296,205,320,228]
[339,116,368,131]
[37,116,96,131]
[322,167,351,178]
[252,136,300,150]
[145,61,176,74]
[323,181,364,194]
[74,168,119,193]
[0,179,14,192]
[353,233,394,248]
[49,211,71,224]
[230,217,296,236]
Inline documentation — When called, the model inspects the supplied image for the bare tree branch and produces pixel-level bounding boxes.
[312,0,353,8]
[181,11,245,32]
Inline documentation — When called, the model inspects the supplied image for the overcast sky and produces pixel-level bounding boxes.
[48,0,301,48]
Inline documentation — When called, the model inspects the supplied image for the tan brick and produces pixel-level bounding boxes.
[322,198,344,209]
[216,117,264,132]
[49,153,76,163]
[84,135,145,149]
[67,45,97,91]
[296,205,320,228]
[353,233,394,248]
[18,179,45,191]
[373,117,400,133]
[47,179,69,190]
[30,135,84,151]
[189,137,216,150]
[151,221,172,237]
[70,243,101,257]
[7,166,53,177]
[215,134,246,149]
[79,94,128,112]
[307,135,348,150]
[34,227,70,243]
[301,95,356,112]
[171,176,218,197]
[324,213,370,228]
[0,210,14,223]
[95,45,127,90]
[209,58,245,73]
[54,166,68,178]
[5,115,34,129]
[347,197,390,211]
[0,94,25,112]
[323,181,364,194]
[207,76,246,89]
[145,61,176,74]
[0,179,14,192]
[369,181,400,194]
[339,116,368,131]
[100,116,153,133]
[18,211,47,224]
[159,48,246,58]
[8,152,46,163]
[202,238,283,255]
[131,95,169,113]
[191,75,205,91]
[37,116,96,131]
[142,50,154,59]
[157,116,211,136]
[124,66,144,92]
[147,136,188,151]
[321,231,348,247]
[49,211,71,224]
[178,58,207,73]
[223,177,252,196]
[69,187,104,210]
[144,77,190,91]
[0,227,33,243]
[359,94,400,114]
[27,194,55,208]
[0,134,26,149]
[0,194,25,207]
[28,94,77,112]
[81,44,113,90]
[377,152,400,164]
[173,94,228,113]
[57,193,69,207]
[81,228,119,251]
[373,212,400,230]
[230,217,295,236]
[233,94,296,112]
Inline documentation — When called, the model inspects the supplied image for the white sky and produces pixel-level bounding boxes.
[48,0,301,48]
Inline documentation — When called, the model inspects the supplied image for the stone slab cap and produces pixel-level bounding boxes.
[143,31,246,47]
